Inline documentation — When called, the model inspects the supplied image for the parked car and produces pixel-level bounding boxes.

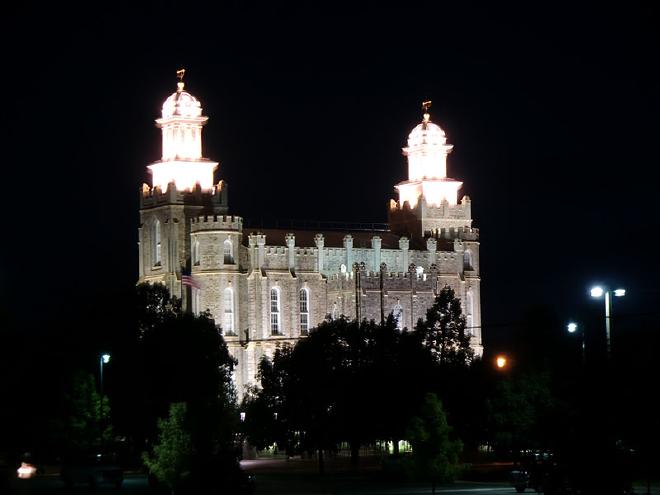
[61,453,123,488]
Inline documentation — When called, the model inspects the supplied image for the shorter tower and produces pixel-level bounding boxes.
[138,71,228,300]
[389,103,473,239]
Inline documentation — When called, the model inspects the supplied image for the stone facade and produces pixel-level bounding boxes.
[137,79,482,395]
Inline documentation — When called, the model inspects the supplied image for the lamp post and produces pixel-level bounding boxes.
[590,287,625,359]
[567,322,585,365]
[99,353,110,444]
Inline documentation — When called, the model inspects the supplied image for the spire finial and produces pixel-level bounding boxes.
[176,68,186,92]
[422,100,432,124]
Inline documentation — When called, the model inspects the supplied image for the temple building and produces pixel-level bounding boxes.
[138,75,482,394]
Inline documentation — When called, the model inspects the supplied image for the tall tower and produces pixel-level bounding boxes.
[138,71,228,298]
[389,103,473,240]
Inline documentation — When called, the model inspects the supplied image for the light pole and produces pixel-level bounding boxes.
[99,353,110,444]
[590,287,625,359]
[567,322,585,365]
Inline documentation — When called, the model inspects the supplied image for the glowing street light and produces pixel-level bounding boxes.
[590,286,625,358]
[99,353,111,421]
[567,322,585,364]
[495,355,508,369]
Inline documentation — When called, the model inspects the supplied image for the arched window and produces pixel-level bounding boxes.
[393,301,403,330]
[192,239,200,266]
[465,289,474,336]
[299,288,310,335]
[223,287,234,335]
[270,288,281,335]
[224,238,234,264]
[463,249,473,270]
[152,220,162,266]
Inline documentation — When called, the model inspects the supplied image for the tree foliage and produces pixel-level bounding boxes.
[416,285,474,367]
[52,371,112,454]
[142,402,192,493]
[406,393,463,493]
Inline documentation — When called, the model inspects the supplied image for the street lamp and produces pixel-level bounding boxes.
[99,353,111,438]
[590,286,625,358]
[100,353,111,399]
[495,355,508,369]
[567,322,585,364]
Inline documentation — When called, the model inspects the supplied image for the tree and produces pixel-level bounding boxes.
[406,393,463,494]
[143,402,192,495]
[134,282,181,338]
[416,286,474,367]
[52,371,112,454]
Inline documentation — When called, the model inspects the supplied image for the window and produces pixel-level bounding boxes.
[463,250,473,270]
[299,288,310,335]
[224,238,234,264]
[192,288,200,315]
[152,220,162,266]
[393,301,403,330]
[192,239,200,266]
[465,289,474,336]
[270,288,281,335]
[223,288,235,335]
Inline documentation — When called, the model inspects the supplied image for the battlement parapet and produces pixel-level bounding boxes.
[140,180,228,210]
[429,226,479,241]
[191,215,243,233]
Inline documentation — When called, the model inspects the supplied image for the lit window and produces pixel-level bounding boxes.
[152,220,162,266]
[299,288,310,335]
[223,287,234,335]
[192,239,200,266]
[463,250,473,270]
[224,238,234,264]
[393,301,403,330]
[270,288,281,335]
[192,288,200,315]
[465,289,474,336]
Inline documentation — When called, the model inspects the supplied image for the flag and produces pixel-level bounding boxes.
[182,274,201,289]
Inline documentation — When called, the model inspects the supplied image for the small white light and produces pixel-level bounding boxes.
[102,354,111,364]
[590,287,604,298]
[567,322,578,333]
[614,289,626,297]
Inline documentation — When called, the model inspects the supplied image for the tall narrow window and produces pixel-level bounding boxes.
[393,301,403,330]
[223,287,235,335]
[465,289,474,336]
[152,220,162,266]
[224,238,234,264]
[192,288,200,315]
[270,288,281,335]
[299,288,310,335]
[463,250,473,270]
[192,239,200,266]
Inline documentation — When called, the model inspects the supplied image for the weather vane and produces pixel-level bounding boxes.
[422,100,432,113]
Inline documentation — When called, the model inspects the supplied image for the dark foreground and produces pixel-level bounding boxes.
[6,459,660,495]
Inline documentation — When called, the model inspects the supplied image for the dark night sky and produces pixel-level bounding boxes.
[2,2,659,349]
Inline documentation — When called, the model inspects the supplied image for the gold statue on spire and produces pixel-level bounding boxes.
[422,100,432,128]
[176,68,186,92]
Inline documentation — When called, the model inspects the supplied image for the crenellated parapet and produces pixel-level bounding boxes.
[389,194,474,240]
[140,180,228,211]
[191,214,243,233]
